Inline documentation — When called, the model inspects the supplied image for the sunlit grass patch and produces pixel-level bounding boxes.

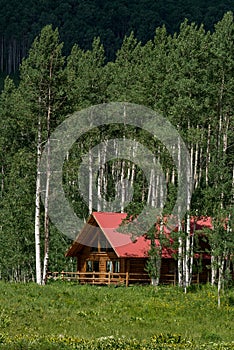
[0,281,233,346]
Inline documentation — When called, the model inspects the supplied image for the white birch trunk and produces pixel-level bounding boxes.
[41,59,53,285]
[42,133,51,285]
[198,132,203,186]
[220,114,229,208]
[189,221,194,285]
[184,147,193,290]
[130,140,137,190]
[171,167,175,185]
[166,168,170,185]
[154,212,164,286]
[178,221,183,287]
[147,169,153,206]
[194,128,199,189]
[35,115,42,285]
[102,141,108,209]
[120,160,125,213]
[184,213,191,293]
[218,113,224,209]
[171,145,176,185]
[88,149,93,214]
[171,146,175,185]
[111,162,115,212]
[177,133,184,287]
[151,156,157,207]
[211,254,217,286]
[97,141,108,211]
[217,256,225,308]
[103,163,108,211]
[205,124,211,186]
[97,145,102,211]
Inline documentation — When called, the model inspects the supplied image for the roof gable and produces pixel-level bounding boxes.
[66,212,213,259]
[66,212,173,258]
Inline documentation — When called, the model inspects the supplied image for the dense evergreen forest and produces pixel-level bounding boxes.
[0,6,233,285]
[1,0,234,76]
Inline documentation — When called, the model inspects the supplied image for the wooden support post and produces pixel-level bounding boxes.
[108,272,111,286]
[126,272,129,287]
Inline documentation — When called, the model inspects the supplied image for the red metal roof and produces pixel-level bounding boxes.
[92,212,174,258]
[66,212,213,259]
[93,212,127,229]
[190,216,213,231]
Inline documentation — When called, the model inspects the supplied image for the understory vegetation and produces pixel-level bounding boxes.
[0,282,234,349]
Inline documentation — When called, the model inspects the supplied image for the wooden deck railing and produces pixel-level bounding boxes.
[47,271,205,286]
[47,271,152,286]
[46,271,181,286]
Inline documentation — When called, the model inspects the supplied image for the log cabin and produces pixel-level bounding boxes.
[65,212,213,285]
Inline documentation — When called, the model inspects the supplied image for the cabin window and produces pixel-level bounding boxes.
[106,260,113,272]
[114,260,120,273]
[86,260,99,272]
[106,260,120,273]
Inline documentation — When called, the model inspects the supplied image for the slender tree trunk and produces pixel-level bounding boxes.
[153,208,164,286]
[217,256,225,308]
[198,132,203,186]
[171,144,176,185]
[178,221,183,287]
[184,213,191,293]
[147,169,153,205]
[220,114,229,208]
[103,162,108,211]
[99,140,108,211]
[42,126,51,285]
[189,220,194,285]
[211,254,217,286]
[130,143,136,189]
[193,127,199,189]
[126,162,131,201]
[120,160,125,213]
[205,123,211,186]
[35,115,42,285]
[42,60,53,284]
[88,149,93,214]
[184,148,193,291]
[97,145,102,211]
[154,161,159,208]
[177,133,184,287]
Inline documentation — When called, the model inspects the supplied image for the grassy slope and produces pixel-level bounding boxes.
[0,281,234,343]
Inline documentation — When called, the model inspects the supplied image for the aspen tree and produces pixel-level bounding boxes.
[19,25,66,284]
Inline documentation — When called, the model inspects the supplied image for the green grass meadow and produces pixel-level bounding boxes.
[0,281,234,349]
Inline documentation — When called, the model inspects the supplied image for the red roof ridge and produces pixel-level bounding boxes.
[90,213,122,257]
